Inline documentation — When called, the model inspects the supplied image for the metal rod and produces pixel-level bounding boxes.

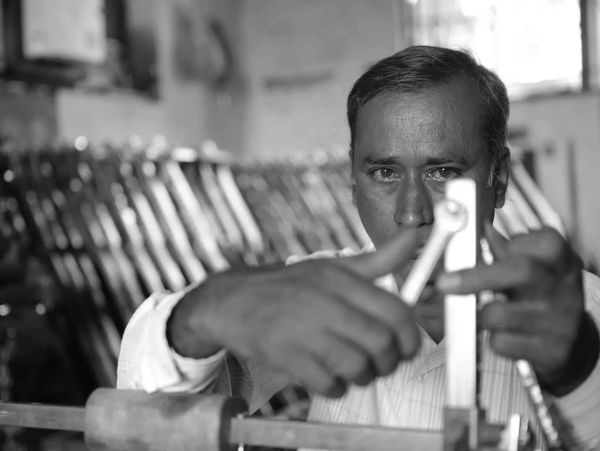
[444,179,479,409]
[400,200,466,306]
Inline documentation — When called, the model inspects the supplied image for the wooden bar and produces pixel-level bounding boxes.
[0,390,507,451]
[230,417,442,451]
[0,402,85,432]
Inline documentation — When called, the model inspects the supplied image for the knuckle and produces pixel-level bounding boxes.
[538,228,566,259]
[400,326,421,358]
[387,303,410,328]
[339,352,371,381]
[320,344,342,369]
[323,378,347,398]
[489,333,514,357]
[364,331,397,365]
[363,331,399,375]
[513,257,537,279]
[481,303,504,328]
[371,330,397,355]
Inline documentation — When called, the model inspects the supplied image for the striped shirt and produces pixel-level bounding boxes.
[117,250,600,451]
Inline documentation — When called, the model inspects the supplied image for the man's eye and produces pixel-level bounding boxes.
[370,168,400,183]
[426,167,461,182]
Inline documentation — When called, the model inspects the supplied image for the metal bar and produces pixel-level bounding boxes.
[0,402,85,432]
[400,200,466,306]
[444,179,479,409]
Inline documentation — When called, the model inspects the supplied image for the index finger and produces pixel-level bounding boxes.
[339,229,421,280]
[436,257,554,295]
[503,227,579,275]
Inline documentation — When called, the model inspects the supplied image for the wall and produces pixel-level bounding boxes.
[0,86,56,148]
[55,0,242,149]
[510,94,600,269]
[236,0,401,157]
[54,0,407,157]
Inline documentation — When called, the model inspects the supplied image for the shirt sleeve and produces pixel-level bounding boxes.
[116,284,290,407]
[552,271,600,450]
[116,287,227,393]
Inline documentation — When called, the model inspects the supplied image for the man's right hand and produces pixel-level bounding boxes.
[167,229,422,398]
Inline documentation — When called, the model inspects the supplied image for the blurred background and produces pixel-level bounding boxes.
[0,0,598,449]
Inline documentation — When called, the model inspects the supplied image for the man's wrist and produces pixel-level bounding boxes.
[166,280,224,359]
[539,311,600,397]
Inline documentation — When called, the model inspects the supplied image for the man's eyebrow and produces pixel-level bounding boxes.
[361,154,472,167]
[424,155,471,166]
[361,155,400,166]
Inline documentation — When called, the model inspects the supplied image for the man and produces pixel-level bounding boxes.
[117,46,600,448]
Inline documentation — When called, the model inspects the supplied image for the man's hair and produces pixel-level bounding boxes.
[347,45,509,173]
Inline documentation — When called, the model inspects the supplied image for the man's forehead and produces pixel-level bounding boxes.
[351,83,489,168]
[358,79,483,120]
[353,80,485,147]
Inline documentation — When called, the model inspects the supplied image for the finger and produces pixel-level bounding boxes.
[308,333,378,386]
[288,349,348,398]
[488,332,565,371]
[489,332,542,360]
[505,227,579,275]
[325,318,402,378]
[436,256,554,295]
[313,263,422,358]
[484,221,509,260]
[339,228,420,279]
[322,290,421,361]
[480,301,553,335]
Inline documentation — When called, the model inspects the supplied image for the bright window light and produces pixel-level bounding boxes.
[410,0,582,98]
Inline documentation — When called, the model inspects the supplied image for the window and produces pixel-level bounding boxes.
[407,0,582,98]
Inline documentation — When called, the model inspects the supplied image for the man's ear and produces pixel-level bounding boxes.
[493,147,510,209]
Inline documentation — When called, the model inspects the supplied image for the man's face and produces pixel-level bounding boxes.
[351,76,506,253]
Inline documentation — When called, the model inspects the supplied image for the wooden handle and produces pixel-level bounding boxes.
[84,389,246,451]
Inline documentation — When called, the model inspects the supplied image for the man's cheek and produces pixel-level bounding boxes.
[357,208,397,247]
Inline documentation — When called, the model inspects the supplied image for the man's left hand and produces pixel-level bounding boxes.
[436,224,600,396]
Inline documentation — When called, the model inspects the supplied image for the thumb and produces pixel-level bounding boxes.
[340,229,421,279]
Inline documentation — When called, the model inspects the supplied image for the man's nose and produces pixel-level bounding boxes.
[394,176,434,228]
